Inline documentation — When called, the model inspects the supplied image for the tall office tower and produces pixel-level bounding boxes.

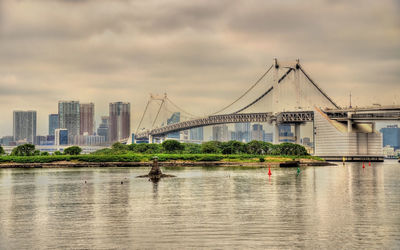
[278,124,295,142]
[13,111,37,144]
[380,125,400,149]
[80,103,95,135]
[251,124,264,141]
[166,112,180,139]
[55,128,68,145]
[97,116,110,142]
[58,101,80,139]
[234,123,251,142]
[263,133,273,142]
[48,114,59,136]
[190,127,204,141]
[109,102,131,142]
[212,124,229,142]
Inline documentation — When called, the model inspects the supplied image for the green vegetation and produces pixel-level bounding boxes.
[0,141,320,164]
[10,144,36,156]
[64,146,82,155]
[0,145,5,155]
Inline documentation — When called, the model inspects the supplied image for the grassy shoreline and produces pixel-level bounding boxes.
[0,153,323,164]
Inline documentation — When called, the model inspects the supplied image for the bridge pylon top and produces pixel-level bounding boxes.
[273,58,301,69]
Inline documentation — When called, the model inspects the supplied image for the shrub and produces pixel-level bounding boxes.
[259,157,265,162]
[54,151,62,155]
[183,143,201,154]
[0,145,5,155]
[41,152,49,156]
[201,141,221,154]
[11,144,36,156]
[64,146,82,155]
[162,140,184,153]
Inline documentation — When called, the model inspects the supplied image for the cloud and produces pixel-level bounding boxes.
[0,0,399,136]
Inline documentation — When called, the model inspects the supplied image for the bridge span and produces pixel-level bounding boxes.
[128,59,400,160]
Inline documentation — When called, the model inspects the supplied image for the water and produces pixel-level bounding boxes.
[0,161,399,249]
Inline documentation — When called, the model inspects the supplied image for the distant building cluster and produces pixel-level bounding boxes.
[0,101,131,146]
[380,125,400,157]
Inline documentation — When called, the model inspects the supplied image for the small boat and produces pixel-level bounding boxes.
[280,161,300,168]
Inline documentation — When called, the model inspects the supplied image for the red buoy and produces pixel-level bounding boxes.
[362,162,365,168]
[369,162,371,166]
[268,167,272,176]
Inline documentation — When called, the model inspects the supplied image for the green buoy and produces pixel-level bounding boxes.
[297,167,301,175]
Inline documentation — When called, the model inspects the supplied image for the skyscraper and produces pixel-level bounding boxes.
[97,116,109,142]
[380,125,400,149]
[109,102,131,142]
[234,123,250,142]
[212,125,229,142]
[166,112,180,139]
[55,128,68,145]
[13,111,37,144]
[190,127,204,141]
[58,101,80,139]
[251,124,264,141]
[48,114,59,136]
[80,103,95,135]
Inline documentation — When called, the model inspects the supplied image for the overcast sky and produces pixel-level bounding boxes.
[0,0,399,136]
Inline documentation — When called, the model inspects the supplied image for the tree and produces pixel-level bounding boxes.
[54,151,62,155]
[183,143,201,154]
[112,142,128,151]
[162,140,184,153]
[133,143,162,154]
[41,152,49,156]
[11,144,36,156]
[246,140,264,155]
[201,141,221,154]
[0,145,5,155]
[220,141,246,154]
[64,146,82,155]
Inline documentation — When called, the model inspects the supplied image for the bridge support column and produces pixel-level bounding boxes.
[148,135,153,143]
[295,124,301,144]
[273,122,280,144]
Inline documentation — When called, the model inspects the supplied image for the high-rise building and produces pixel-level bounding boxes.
[55,128,68,145]
[190,127,204,141]
[109,102,131,142]
[80,103,95,135]
[279,124,295,142]
[48,114,59,136]
[13,110,37,144]
[263,133,273,142]
[97,116,109,142]
[251,124,264,141]
[58,101,80,139]
[166,112,180,139]
[380,125,400,149]
[212,125,229,142]
[234,123,251,142]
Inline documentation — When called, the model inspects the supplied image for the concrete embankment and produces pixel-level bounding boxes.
[0,160,334,168]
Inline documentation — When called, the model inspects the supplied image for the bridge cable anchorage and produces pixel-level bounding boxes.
[233,86,274,114]
[299,66,340,109]
[165,97,201,118]
[210,64,273,115]
[136,100,151,134]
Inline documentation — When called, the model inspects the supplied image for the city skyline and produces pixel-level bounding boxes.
[0,0,399,136]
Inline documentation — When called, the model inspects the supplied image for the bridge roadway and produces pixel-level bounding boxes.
[134,106,400,140]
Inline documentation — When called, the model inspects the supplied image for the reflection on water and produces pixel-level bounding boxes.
[0,162,399,249]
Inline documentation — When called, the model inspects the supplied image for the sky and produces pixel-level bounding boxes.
[0,0,399,136]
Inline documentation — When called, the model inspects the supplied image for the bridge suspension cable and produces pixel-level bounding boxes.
[299,66,339,109]
[233,86,274,114]
[165,97,200,118]
[210,65,273,115]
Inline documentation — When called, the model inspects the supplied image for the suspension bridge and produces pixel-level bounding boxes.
[127,59,400,160]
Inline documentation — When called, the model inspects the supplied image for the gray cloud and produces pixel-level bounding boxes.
[0,0,399,136]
